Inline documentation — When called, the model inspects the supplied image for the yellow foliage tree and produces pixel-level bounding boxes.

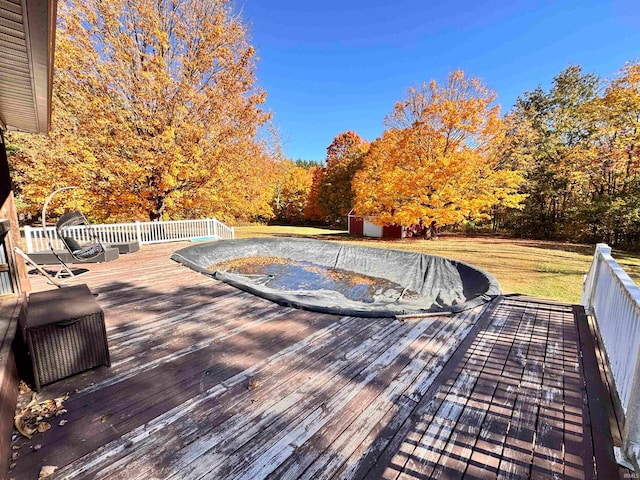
[8,0,274,222]
[580,61,640,243]
[353,70,525,229]
[591,62,640,186]
[271,160,315,223]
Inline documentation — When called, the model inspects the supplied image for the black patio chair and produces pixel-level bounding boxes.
[56,210,105,261]
[14,187,105,285]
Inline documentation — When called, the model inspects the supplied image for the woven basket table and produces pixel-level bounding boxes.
[20,284,110,391]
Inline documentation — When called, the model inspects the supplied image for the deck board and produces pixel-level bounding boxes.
[278,308,482,480]
[6,241,621,479]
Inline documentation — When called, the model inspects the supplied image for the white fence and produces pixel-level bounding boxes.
[581,243,640,471]
[23,218,234,253]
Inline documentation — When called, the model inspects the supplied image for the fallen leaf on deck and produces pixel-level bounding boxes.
[58,419,68,426]
[38,466,57,478]
[247,380,259,390]
[18,381,31,395]
[11,452,18,460]
[14,394,69,439]
[15,421,36,439]
[37,422,51,433]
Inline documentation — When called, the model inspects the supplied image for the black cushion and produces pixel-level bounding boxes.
[62,236,83,253]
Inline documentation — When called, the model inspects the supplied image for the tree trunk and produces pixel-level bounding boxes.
[149,195,166,221]
[426,220,438,240]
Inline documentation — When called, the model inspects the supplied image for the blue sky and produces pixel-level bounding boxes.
[239,0,640,162]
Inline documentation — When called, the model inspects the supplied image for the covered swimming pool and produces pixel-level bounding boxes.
[171,238,501,317]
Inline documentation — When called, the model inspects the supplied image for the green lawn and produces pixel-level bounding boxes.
[234,225,640,304]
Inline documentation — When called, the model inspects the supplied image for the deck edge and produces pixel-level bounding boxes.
[0,294,23,477]
[574,304,625,479]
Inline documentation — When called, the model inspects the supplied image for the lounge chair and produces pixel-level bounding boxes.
[15,187,118,286]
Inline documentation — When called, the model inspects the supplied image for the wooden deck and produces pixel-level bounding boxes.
[7,242,622,479]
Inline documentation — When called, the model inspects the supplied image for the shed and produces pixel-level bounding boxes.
[347,210,406,239]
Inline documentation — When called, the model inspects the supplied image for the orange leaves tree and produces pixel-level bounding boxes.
[304,166,328,222]
[353,70,525,230]
[271,160,317,224]
[9,0,273,222]
[317,131,369,225]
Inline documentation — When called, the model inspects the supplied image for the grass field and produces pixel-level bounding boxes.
[234,225,640,304]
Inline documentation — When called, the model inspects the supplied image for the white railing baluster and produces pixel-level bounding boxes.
[24,226,33,253]
[134,221,142,244]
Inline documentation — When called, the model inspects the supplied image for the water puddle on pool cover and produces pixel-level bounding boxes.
[208,256,414,303]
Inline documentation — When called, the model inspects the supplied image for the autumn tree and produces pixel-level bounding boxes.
[581,61,640,246]
[304,166,328,222]
[8,0,274,222]
[315,131,369,225]
[499,61,640,247]
[270,160,316,224]
[353,70,524,231]
[503,66,599,239]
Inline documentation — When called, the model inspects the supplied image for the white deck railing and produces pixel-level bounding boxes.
[581,243,640,471]
[23,218,234,253]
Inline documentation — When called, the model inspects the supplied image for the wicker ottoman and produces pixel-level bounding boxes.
[20,284,110,391]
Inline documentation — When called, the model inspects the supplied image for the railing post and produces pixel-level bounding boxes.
[206,218,212,238]
[135,220,143,245]
[595,243,612,258]
[582,243,611,314]
[24,225,33,253]
[231,226,235,239]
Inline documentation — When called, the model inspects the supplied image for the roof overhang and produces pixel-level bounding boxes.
[0,0,57,134]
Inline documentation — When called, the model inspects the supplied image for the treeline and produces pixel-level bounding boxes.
[502,63,640,248]
[271,63,640,249]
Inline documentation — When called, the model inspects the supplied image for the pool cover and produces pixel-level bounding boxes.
[171,238,500,317]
